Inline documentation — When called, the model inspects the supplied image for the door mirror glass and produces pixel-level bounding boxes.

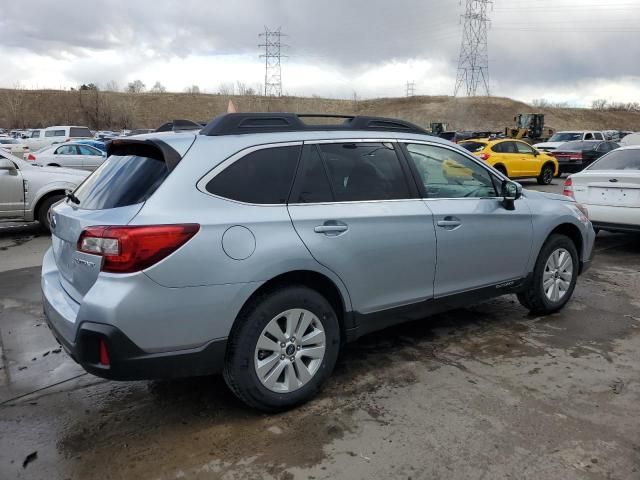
[0,158,17,171]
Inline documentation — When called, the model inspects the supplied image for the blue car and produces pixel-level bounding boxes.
[71,140,108,153]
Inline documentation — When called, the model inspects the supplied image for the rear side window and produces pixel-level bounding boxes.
[70,127,92,138]
[73,155,169,210]
[291,145,334,203]
[318,142,410,201]
[205,146,301,204]
[45,129,65,137]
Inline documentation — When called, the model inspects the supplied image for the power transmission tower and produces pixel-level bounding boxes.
[454,0,492,97]
[259,27,287,97]
[406,81,416,97]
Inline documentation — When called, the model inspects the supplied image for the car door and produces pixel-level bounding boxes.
[77,145,104,170]
[53,145,81,168]
[0,155,25,217]
[288,141,437,315]
[402,142,533,298]
[514,140,540,176]
[492,141,523,177]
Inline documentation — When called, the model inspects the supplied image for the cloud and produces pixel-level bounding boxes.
[1,0,639,101]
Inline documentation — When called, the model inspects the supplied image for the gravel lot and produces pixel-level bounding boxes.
[1,180,639,480]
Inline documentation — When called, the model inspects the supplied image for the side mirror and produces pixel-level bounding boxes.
[501,180,522,210]
[0,158,17,173]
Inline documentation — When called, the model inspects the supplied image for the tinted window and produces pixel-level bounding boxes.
[206,146,300,204]
[74,155,169,210]
[557,141,595,151]
[549,132,582,142]
[45,129,66,137]
[32,131,40,138]
[460,141,486,153]
[318,142,410,201]
[0,138,18,144]
[493,141,518,153]
[589,150,640,171]
[405,143,497,199]
[292,145,333,203]
[593,132,604,140]
[515,142,535,154]
[70,127,92,137]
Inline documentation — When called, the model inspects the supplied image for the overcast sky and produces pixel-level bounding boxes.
[1,0,639,105]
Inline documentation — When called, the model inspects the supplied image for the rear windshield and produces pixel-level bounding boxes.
[460,141,487,153]
[557,141,597,151]
[70,127,92,138]
[73,155,169,210]
[589,150,640,171]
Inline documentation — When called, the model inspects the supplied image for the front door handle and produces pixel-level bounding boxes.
[437,216,462,229]
[314,221,348,236]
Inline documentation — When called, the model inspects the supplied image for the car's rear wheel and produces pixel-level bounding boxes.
[517,234,578,314]
[223,286,340,412]
[537,164,554,185]
[37,194,65,233]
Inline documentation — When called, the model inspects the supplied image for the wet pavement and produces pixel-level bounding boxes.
[1,182,640,480]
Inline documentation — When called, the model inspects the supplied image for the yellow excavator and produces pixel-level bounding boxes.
[505,114,554,143]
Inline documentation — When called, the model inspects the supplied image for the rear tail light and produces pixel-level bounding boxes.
[27,153,36,161]
[569,153,582,161]
[99,338,110,366]
[479,153,491,161]
[563,176,574,198]
[77,224,200,273]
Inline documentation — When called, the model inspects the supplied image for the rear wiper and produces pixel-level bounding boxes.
[66,191,80,205]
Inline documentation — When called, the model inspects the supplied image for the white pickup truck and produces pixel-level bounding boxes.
[25,126,93,151]
[533,131,606,152]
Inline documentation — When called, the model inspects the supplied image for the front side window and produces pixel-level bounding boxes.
[405,143,498,199]
[205,145,301,204]
[593,132,604,140]
[31,131,40,138]
[317,142,410,202]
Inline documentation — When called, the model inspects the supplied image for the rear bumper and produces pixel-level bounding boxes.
[592,221,640,234]
[558,162,586,174]
[43,306,226,380]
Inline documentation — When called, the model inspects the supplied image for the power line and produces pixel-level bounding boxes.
[259,27,287,97]
[454,0,493,97]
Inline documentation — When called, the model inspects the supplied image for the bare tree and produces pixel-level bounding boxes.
[150,81,167,93]
[104,80,120,92]
[236,81,256,96]
[127,79,146,93]
[531,98,550,108]
[3,82,27,128]
[217,82,235,95]
[592,98,608,110]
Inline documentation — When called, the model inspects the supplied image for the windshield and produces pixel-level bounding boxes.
[549,132,582,142]
[589,149,640,171]
[0,138,18,144]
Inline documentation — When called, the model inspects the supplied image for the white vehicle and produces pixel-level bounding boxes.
[25,125,93,150]
[534,131,605,152]
[0,137,30,156]
[564,146,640,234]
[620,132,640,147]
[28,143,106,171]
[0,150,89,231]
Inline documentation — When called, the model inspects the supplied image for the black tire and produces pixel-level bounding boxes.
[537,164,554,185]
[223,286,340,412]
[37,194,64,233]
[494,165,508,177]
[517,234,579,315]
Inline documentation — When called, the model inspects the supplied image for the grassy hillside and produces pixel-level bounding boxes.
[2,89,640,132]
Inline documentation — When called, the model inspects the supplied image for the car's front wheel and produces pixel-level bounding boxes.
[517,234,579,314]
[223,286,340,412]
[537,164,555,185]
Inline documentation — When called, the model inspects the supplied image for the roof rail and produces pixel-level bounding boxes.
[199,113,429,136]
[156,119,204,133]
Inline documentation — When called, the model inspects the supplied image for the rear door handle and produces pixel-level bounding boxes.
[314,221,348,235]
[437,216,462,229]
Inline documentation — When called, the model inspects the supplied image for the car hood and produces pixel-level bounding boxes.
[23,164,90,180]
[35,165,90,177]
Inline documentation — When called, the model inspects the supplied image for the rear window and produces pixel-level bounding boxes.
[73,155,169,210]
[460,141,486,153]
[70,127,92,138]
[589,150,640,171]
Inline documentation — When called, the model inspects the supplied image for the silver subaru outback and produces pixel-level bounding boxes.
[42,113,595,411]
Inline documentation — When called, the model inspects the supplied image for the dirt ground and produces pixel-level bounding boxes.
[1,180,639,480]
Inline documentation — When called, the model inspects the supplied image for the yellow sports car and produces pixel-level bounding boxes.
[459,138,559,185]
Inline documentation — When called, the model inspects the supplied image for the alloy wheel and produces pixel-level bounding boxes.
[543,248,573,302]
